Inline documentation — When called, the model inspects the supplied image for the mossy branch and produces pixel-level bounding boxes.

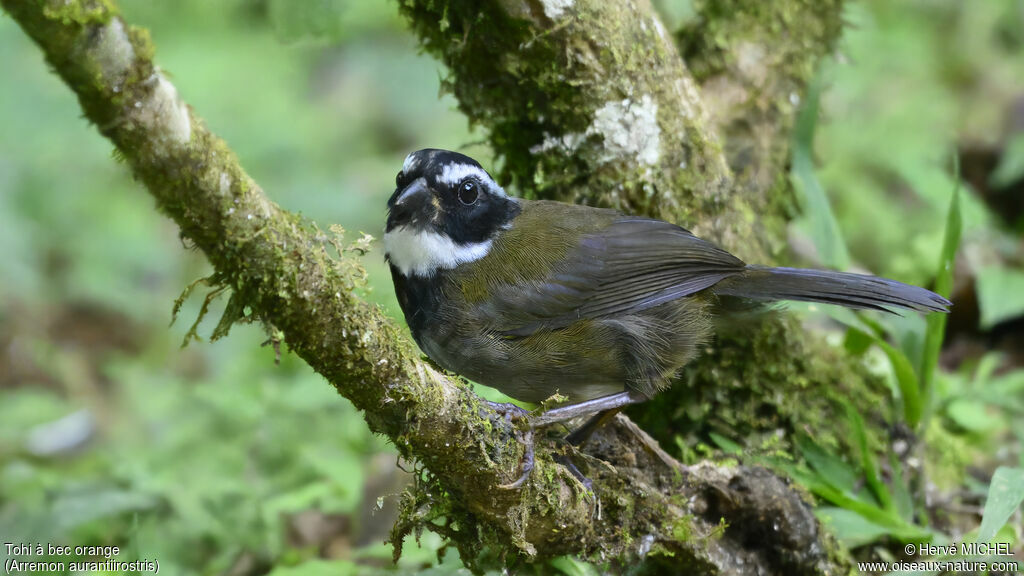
[2,0,850,573]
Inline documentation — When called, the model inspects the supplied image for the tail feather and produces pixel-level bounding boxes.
[711,266,951,314]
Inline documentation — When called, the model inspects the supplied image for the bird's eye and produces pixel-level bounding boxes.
[395,171,405,187]
[458,180,479,205]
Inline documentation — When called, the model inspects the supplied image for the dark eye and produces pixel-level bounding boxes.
[458,180,479,205]
[395,171,405,187]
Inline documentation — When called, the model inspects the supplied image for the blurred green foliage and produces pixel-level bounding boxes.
[1,0,1023,573]
[0,1,484,573]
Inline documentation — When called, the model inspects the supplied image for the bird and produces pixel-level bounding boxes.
[383,148,950,486]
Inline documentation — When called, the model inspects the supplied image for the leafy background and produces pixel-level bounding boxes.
[0,0,1022,574]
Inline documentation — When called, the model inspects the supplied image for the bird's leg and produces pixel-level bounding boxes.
[531,391,642,427]
[497,391,644,490]
[565,407,627,446]
[553,403,638,488]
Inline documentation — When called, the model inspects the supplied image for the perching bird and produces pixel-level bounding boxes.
[383,149,950,485]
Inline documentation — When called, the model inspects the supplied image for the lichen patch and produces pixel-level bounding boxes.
[540,0,574,19]
[83,19,134,88]
[589,94,661,167]
[130,73,191,156]
[218,172,231,196]
[529,131,586,156]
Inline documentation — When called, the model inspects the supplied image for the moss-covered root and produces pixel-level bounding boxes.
[0,0,850,573]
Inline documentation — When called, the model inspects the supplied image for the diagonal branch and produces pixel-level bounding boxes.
[1,0,848,573]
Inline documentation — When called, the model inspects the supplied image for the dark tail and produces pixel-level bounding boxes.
[712,266,951,314]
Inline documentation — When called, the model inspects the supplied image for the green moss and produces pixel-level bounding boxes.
[41,0,117,26]
[921,420,970,491]
[671,515,695,542]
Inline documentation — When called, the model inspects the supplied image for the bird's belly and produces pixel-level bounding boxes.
[414,306,710,404]
[416,320,627,404]
[398,272,712,404]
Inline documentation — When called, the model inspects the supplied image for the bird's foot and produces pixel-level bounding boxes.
[486,400,535,490]
[497,428,597,491]
[491,395,632,490]
[497,427,534,490]
[553,452,592,490]
[485,399,529,424]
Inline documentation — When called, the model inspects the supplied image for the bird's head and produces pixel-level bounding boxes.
[384,149,519,277]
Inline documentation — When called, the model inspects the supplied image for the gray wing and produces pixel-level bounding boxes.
[485,217,747,337]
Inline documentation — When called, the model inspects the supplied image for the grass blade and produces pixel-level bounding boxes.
[845,403,893,513]
[791,71,851,271]
[977,466,1024,544]
[920,158,961,425]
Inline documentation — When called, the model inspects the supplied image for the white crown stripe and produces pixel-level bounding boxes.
[402,153,420,173]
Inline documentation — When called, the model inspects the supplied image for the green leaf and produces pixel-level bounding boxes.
[798,470,934,542]
[53,487,159,532]
[976,266,1024,329]
[970,352,1003,388]
[945,398,1000,433]
[796,435,858,495]
[920,171,960,424]
[845,403,892,512]
[791,71,851,271]
[267,559,359,576]
[779,453,936,545]
[816,507,894,548]
[822,319,923,427]
[989,368,1024,396]
[708,432,743,455]
[874,337,923,428]
[1013,421,1024,469]
[977,467,1024,544]
[989,132,1024,188]
[549,556,602,576]
[888,450,914,522]
[843,326,874,356]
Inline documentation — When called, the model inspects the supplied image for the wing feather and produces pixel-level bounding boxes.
[478,214,746,337]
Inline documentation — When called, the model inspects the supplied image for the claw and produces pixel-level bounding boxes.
[497,428,534,490]
[554,453,593,490]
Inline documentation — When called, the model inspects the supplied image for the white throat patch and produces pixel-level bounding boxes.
[384,226,492,277]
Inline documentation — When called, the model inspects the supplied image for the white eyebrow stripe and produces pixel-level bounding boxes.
[439,164,507,197]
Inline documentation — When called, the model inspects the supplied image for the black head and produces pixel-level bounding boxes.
[386,149,519,242]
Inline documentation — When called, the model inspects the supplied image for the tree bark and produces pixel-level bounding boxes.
[1,0,855,574]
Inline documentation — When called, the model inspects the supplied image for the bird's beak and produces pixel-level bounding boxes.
[386,177,431,231]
